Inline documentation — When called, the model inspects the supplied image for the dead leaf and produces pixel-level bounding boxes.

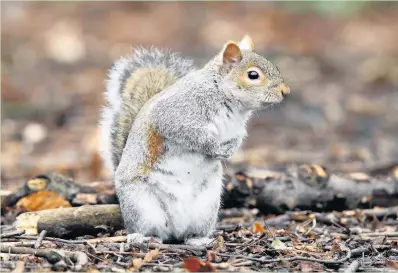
[386,260,398,269]
[298,164,329,187]
[11,261,25,273]
[27,178,49,191]
[207,251,222,263]
[130,258,144,271]
[183,257,215,272]
[271,239,287,250]
[250,246,265,254]
[214,236,226,252]
[294,242,321,253]
[143,248,159,263]
[72,193,98,205]
[16,190,71,211]
[252,222,265,233]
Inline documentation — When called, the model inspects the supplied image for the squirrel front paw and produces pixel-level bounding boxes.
[210,138,240,160]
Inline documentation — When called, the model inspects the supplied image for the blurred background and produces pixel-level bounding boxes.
[2,1,398,192]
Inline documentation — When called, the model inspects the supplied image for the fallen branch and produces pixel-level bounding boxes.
[223,165,398,214]
[34,230,47,249]
[0,245,62,264]
[16,235,86,244]
[15,204,123,238]
[0,230,25,239]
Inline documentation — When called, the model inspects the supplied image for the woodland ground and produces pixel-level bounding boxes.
[1,2,398,272]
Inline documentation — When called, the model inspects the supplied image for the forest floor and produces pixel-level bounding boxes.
[2,2,398,272]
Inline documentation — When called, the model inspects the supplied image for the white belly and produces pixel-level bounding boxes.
[150,153,223,239]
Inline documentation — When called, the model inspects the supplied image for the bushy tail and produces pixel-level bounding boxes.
[99,47,195,174]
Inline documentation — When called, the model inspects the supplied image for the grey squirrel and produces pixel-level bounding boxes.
[99,35,290,246]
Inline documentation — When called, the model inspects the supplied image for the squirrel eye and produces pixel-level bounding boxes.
[247,71,259,80]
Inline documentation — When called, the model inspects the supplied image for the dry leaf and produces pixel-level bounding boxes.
[143,248,159,263]
[183,257,215,272]
[72,193,98,205]
[26,178,49,191]
[271,239,287,250]
[214,236,226,252]
[386,260,398,269]
[130,258,144,271]
[207,251,222,263]
[250,246,265,254]
[11,261,25,273]
[252,222,265,233]
[16,190,71,211]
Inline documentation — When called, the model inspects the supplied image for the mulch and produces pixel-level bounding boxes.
[2,206,398,272]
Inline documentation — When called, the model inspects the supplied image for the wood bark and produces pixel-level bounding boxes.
[222,165,398,214]
[12,165,398,238]
[16,205,123,238]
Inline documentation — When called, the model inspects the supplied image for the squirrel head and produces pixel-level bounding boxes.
[208,35,290,110]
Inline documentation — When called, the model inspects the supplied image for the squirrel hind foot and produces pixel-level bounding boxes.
[127,233,163,245]
[186,237,215,247]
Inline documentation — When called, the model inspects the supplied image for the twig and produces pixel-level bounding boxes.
[1,242,35,248]
[233,261,254,267]
[217,243,351,265]
[344,260,360,273]
[216,222,253,231]
[0,230,25,239]
[85,251,104,262]
[388,249,398,255]
[145,242,206,254]
[16,235,86,244]
[351,246,371,257]
[360,206,398,218]
[87,236,127,244]
[0,245,62,264]
[359,232,398,238]
[34,230,47,249]
[143,263,173,267]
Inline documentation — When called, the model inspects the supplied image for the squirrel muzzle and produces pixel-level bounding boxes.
[278,83,290,98]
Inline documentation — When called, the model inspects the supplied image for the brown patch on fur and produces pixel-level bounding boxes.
[140,125,164,176]
[112,67,177,172]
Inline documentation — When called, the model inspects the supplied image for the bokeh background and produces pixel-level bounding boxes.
[2,1,398,192]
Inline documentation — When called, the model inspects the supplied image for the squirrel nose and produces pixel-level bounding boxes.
[278,83,290,97]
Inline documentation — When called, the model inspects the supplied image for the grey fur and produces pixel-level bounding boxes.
[99,41,288,245]
[100,47,195,172]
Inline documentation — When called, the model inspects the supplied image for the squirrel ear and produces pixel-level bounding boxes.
[238,35,254,51]
[222,41,242,65]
